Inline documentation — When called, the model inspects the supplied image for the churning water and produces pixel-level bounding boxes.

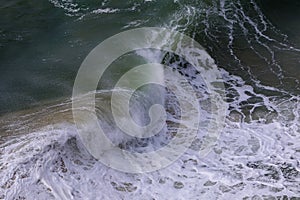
[0,0,300,199]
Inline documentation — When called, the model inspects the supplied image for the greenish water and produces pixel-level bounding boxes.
[0,0,299,114]
[1,0,300,114]
[1,0,300,199]
[0,0,178,113]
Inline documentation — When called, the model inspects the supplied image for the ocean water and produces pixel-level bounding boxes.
[1,0,300,199]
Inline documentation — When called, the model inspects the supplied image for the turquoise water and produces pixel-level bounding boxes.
[1,0,300,199]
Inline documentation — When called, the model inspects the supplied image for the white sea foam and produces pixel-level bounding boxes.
[2,0,300,199]
[1,92,299,199]
[91,8,120,14]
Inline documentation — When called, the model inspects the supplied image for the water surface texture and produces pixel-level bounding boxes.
[1,0,300,199]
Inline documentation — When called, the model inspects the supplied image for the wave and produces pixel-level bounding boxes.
[1,90,299,199]
[1,0,300,199]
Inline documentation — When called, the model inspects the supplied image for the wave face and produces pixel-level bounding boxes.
[1,0,300,199]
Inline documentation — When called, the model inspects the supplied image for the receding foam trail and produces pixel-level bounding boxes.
[1,0,300,199]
